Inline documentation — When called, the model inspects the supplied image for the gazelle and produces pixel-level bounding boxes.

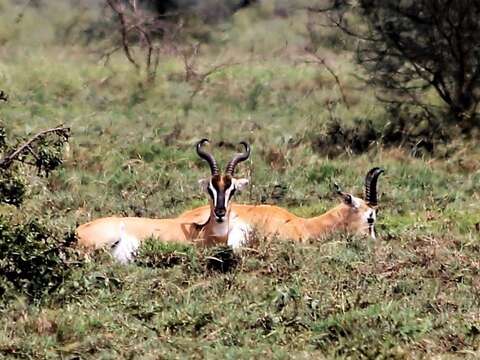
[179,167,384,245]
[75,139,251,262]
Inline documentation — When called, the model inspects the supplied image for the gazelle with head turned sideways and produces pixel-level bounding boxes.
[75,139,251,262]
[179,167,385,244]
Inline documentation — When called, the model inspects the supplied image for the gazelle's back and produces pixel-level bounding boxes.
[76,217,193,249]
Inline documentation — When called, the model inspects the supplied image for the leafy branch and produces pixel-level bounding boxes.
[0,125,70,173]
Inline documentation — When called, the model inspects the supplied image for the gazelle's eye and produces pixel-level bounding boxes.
[229,188,236,200]
[367,211,375,224]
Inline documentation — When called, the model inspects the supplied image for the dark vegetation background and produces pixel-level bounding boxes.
[0,0,479,358]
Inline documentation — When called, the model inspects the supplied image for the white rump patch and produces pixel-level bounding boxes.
[111,223,140,264]
[227,216,251,249]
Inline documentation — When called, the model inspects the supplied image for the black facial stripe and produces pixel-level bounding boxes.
[367,211,375,224]
[216,190,226,211]
[207,187,215,201]
[229,188,236,200]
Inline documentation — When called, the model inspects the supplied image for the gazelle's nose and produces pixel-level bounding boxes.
[214,208,226,220]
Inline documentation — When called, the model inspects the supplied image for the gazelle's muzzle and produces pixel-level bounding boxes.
[214,207,227,222]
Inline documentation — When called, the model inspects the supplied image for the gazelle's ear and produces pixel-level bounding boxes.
[340,193,361,208]
[233,178,249,192]
[335,189,359,208]
[198,178,210,192]
[342,193,353,205]
[333,182,358,208]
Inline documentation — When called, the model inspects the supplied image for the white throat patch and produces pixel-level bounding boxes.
[210,219,230,236]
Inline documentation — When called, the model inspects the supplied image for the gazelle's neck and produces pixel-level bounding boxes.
[200,211,231,245]
[199,209,250,248]
[303,204,348,240]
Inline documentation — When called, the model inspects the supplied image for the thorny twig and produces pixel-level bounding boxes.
[105,0,166,83]
[106,0,140,70]
[302,12,350,108]
[176,43,241,109]
[0,126,70,170]
[303,50,350,109]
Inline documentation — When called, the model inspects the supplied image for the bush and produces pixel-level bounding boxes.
[136,238,196,269]
[136,239,241,274]
[0,219,77,303]
[311,118,380,157]
[310,104,455,157]
[318,0,480,132]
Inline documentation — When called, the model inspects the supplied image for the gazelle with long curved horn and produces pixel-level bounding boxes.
[75,139,252,262]
[179,167,385,244]
[197,139,250,225]
[194,139,252,247]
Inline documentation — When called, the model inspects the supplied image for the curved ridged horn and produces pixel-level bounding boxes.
[225,141,250,175]
[364,167,384,206]
[196,139,219,175]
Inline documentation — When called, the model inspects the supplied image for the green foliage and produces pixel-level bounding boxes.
[34,138,67,176]
[0,172,26,207]
[0,1,478,357]
[5,235,480,358]
[203,246,240,273]
[0,125,69,206]
[0,90,71,305]
[137,238,197,269]
[0,218,76,303]
[0,126,6,149]
[310,118,380,156]
[137,239,240,273]
[309,103,463,156]
[326,0,480,130]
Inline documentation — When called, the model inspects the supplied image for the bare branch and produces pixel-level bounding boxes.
[99,45,122,66]
[303,50,350,109]
[106,0,140,70]
[103,0,175,84]
[0,90,8,102]
[188,60,241,105]
[304,0,349,13]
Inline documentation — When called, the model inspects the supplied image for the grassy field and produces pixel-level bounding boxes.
[1,1,480,358]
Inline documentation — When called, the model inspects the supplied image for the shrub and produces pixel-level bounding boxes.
[0,219,76,303]
[315,0,480,132]
[0,102,72,303]
[311,118,380,157]
[136,238,196,269]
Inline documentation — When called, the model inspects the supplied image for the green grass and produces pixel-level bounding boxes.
[0,0,479,358]
[2,236,480,358]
